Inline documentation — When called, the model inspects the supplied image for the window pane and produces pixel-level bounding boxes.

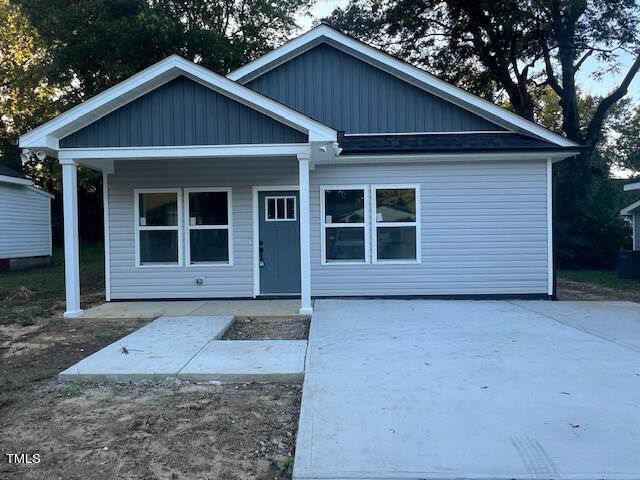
[189,191,228,226]
[286,197,295,219]
[277,198,285,219]
[267,198,276,220]
[376,189,416,223]
[377,226,416,260]
[325,190,365,224]
[139,193,178,226]
[140,230,178,264]
[326,227,365,261]
[190,229,229,263]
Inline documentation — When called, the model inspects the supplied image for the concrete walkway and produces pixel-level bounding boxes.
[59,316,306,383]
[294,300,640,480]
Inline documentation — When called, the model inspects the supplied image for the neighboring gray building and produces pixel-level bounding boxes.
[19,24,583,317]
[0,165,53,272]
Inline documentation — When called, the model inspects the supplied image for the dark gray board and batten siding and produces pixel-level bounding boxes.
[246,43,504,134]
[60,76,307,148]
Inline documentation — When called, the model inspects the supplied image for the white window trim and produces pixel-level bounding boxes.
[134,188,183,268]
[265,195,297,222]
[184,187,234,267]
[371,184,421,265]
[320,185,370,265]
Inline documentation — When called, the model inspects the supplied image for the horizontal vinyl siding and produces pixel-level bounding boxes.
[635,213,640,250]
[61,76,307,148]
[107,158,298,299]
[310,161,549,295]
[247,43,503,134]
[0,185,51,259]
[107,158,548,299]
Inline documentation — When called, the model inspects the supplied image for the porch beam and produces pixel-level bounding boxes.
[61,160,83,318]
[298,153,313,315]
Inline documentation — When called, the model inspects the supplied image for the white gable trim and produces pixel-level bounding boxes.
[623,182,640,191]
[0,174,32,186]
[228,24,578,148]
[621,199,640,216]
[20,55,337,154]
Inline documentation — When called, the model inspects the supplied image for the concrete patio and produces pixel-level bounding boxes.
[59,315,307,383]
[295,299,640,480]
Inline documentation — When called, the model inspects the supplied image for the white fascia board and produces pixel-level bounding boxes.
[27,185,55,199]
[0,174,32,186]
[20,55,336,151]
[228,25,578,148]
[58,143,310,161]
[623,182,640,191]
[621,199,640,216]
[322,150,577,165]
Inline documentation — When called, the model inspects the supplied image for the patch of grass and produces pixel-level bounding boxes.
[61,380,89,398]
[278,456,294,476]
[0,244,104,325]
[558,269,640,291]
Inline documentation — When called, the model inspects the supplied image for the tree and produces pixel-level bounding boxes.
[325,0,640,268]
[326,0,640,146]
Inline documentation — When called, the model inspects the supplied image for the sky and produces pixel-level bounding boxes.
[298,0,640,100]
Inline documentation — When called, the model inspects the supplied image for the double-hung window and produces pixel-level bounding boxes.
[321,186,369,263]
[185,188,232,265]
[136,189,182,266]
[372,185,420,262]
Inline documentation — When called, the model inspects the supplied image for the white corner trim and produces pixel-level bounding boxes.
[546,159,553,296]
[228,24,578,148]
[58,144,311,161]
[103,172,111,301]
[183,187,234,267]
[20,55,336,150]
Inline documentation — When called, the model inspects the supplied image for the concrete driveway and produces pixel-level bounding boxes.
[294,300,640,480]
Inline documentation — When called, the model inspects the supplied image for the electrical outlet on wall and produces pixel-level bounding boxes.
[196,277,205,286]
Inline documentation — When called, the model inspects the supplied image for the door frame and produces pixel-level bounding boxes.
[252,185,300,297]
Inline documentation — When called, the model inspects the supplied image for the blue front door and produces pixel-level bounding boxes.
[258,191,301,294]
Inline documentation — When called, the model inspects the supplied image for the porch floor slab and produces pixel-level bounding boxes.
[59,316,234,383]
[177,340,307,383]
[80,299,305,319]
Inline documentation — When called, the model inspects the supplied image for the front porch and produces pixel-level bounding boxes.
[79,298,306,319]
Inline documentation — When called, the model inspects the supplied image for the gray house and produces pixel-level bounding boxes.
[0,165,53,271]
[621,182,640,250]
[19,25,582,317]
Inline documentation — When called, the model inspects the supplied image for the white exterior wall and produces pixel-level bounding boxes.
[106,158,549,299]
[0,183,52,260]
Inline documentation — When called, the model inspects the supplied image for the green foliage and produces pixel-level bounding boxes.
[325,0,640,269]
[559,269,640,290]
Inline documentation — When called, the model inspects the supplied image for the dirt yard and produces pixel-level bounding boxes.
[221,317,310,340]
[1,309,302,480]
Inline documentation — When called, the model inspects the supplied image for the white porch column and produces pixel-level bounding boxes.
[298,153,313,315]
[62,160,83,318]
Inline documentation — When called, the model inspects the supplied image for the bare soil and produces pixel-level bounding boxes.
[556,278,640,302]
[0,313,302,479]
[221,317,310,340]
[0,381,300,480]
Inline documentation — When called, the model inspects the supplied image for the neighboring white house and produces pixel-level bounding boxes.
[19,24,584,317]
[0,165,54,272]
[621,181,640,250]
